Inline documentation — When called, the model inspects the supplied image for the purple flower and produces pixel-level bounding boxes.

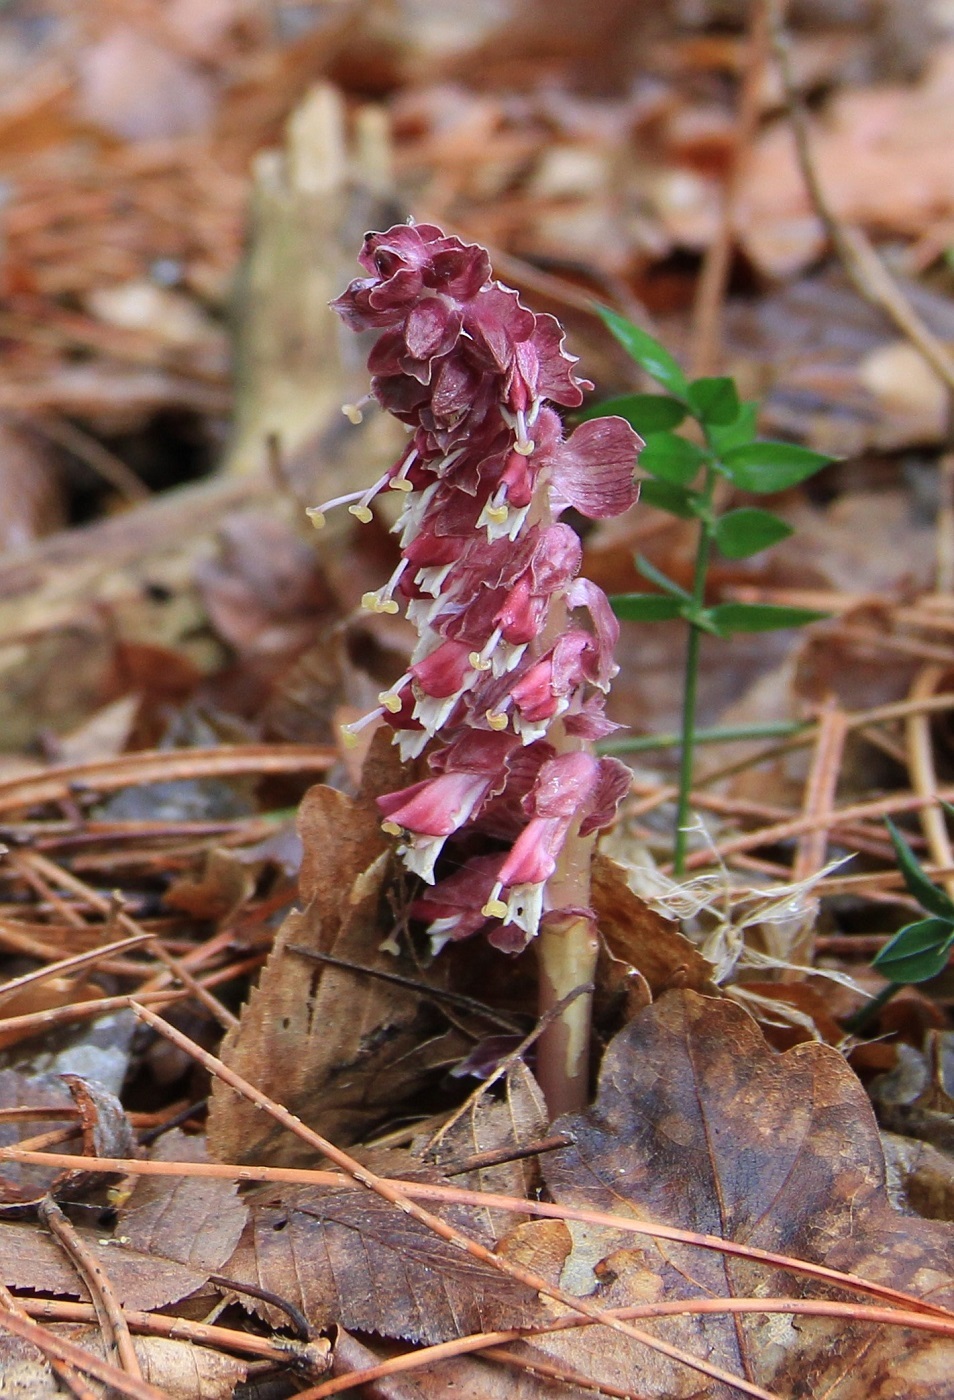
[320,221,643,946]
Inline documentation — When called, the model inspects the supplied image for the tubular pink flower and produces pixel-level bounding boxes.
[327,220,643,945]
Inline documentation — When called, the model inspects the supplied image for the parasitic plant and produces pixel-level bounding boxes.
[311,221,642,1115]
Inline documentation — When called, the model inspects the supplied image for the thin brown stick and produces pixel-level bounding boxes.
[7,1154,945,1320]
[38,1196,143,1380]
[690,0,769,376]
[768,0,954,403]
[20,851,239,1031]
[0,933,153,1009]
[21,1297,327,1369]
[905,665,954,900]
[0,743,334,815]
[126,1000,781,1400]
[0,1281,97,1400]
[0,987,188,1046]
[0,1305,167,1400]
[792,704,847,887]
[297,1293,954,1400]
[682,784,954,871]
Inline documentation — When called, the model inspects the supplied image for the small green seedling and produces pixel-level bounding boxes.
[846,815,954,1033]
[591,308,834,873]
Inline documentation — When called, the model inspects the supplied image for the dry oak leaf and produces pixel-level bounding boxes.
[207,777,470,1162]
[484,992,954,1400]
[222,1065,546,1345]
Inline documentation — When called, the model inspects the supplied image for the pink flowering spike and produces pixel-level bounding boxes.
[578,757,633,836]
[330,219,638,993]
[548,416,643,520]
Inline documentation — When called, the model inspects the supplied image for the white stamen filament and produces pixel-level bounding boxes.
[481,882,508,920]
[388,448,418,493]
[378,672,412,713]
[341,705,385,747]
[362,558,410,614]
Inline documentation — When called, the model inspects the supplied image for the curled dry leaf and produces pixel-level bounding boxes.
[592,853,718,997]
[478,991,954,1400]
[207,750,472,1161]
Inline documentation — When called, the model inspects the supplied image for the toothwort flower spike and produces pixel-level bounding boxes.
[326,220,643,950]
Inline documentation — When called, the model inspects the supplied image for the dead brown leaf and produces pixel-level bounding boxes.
[207,768,471,1160]
[481,991,954,1399]
[114,1129,247,1280]
[222,1068,544,1344]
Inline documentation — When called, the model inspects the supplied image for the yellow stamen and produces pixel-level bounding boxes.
[340,727,360,749]
[468,652,492,672]
[381,820,403,837]
[349,504,373,523]
[342,403,364,425]
[378,690,404,714]
[485,505,508,524]
[388,478,413,492]
[486,710,508,731]
[306,507,325,529]
[513,439,535,457]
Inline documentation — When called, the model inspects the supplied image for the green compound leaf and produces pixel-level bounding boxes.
[872,917,954,984]
[705,602,828,634]
[579,393,686,432]
[596,307,689,398]
[639,432,707,486]
[885,818,954,921]
[638,479,697,519]
[719,441,833,493]
[635,554,692,601]
[708,400,759,455]
[687,376,741,427]
[714,508,794,559]
[610,593,684,622]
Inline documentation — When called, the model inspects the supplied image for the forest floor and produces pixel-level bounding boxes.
[0,2,953,1397]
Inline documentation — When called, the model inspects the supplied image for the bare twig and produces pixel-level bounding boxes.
[0,1281,97,1400]
[0,743,334,815]
[904,664,954,900]
[691,0,770,376]
[769,0,954,406]
[38,1196,143,1381]
[0,1305,166,1400]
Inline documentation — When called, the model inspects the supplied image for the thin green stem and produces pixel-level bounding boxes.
[598,720,810,755]
[673,466,717,876]
[843,981,900,1036]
